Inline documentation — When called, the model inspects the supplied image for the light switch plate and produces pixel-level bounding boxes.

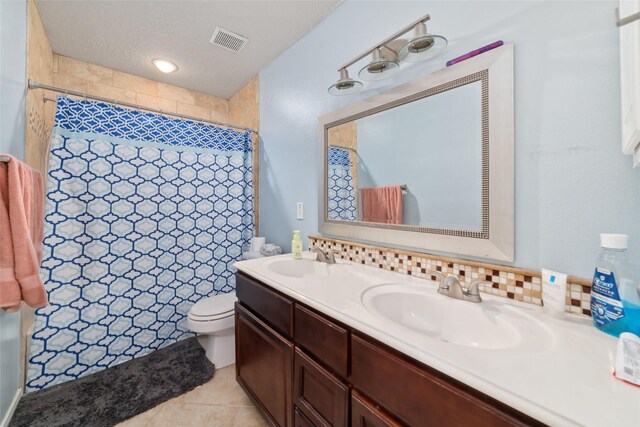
[296,202,304,220]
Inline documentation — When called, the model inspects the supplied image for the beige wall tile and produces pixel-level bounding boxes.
[136,93,177,113]
[57,54,113,85]
[210,109,230,124]
[53,73,88,93]
[193,91,227,114]
[27,1,53,84]
[26,0,54,178]
[228,76,259,130]
[114,71,158,97]
[158,82,194,105]
[87,82,136,104]
[176,103,210,121]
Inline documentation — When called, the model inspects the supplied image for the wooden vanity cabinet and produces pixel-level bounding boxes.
[235,303,294,427]
[294,304,349,378]
[236,272,294,338]
[295,407,317,427]
[235,272,542,427]
[294,348,349,427]
[350,334,540,427]
[351,392,401,427]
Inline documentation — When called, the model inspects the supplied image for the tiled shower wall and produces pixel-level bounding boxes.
[309,236,593,317]
[26,0,259,178]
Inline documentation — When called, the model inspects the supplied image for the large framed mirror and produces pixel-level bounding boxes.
[318,44,514,261]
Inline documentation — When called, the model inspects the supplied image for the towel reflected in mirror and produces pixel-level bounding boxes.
[360,185,403,225]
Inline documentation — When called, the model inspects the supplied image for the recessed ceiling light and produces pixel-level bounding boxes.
[152,58,178,73]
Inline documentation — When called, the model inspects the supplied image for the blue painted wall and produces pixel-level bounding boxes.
[0,0,27,421]
[356,81,482,229]
[259,0,640,277]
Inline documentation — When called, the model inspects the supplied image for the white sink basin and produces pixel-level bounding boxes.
[362,284,554,351]
[265,259,351,279]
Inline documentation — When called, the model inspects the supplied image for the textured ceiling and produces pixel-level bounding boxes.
[37,0,341,99]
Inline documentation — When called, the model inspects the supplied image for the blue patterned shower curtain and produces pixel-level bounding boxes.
[327,147,356,221]
[26,97,253,391]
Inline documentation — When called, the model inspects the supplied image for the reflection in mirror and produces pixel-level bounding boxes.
[327,145,357,221]
[327,80,484,231]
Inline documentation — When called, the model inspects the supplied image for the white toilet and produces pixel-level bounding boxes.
[187,292,237,368]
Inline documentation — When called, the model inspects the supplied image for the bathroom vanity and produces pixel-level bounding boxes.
[235,271,538,427]
[233,254,639,427]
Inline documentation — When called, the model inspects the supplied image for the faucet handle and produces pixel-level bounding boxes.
[429,270,445,283]
[466,280,491,302]
[429,271,448,295]
[468,280,491,295]
[326,249,336,263]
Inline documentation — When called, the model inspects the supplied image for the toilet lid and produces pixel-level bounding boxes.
[190,292,237,318]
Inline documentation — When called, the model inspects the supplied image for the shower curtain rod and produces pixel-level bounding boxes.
[28,80,259,135]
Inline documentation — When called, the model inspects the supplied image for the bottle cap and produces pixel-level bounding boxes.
[600,233,628,249]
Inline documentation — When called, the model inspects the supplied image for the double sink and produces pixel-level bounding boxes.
[262,257,554,352]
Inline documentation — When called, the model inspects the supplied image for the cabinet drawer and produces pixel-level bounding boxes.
[294,304,349,377]
[294,407,315,427]
[294,348,349,427]
[236,272,294,338]
[236,303,294,427]
[351,391,402,427]
[351,334,537,427]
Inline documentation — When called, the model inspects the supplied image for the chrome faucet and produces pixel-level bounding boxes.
[310,247,336,264]
[430,271,490,303]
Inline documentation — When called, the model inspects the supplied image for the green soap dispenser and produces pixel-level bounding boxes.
[291,230,303,260]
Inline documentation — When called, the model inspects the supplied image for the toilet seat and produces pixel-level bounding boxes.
[188,310,234,322]
[188,292,236,321]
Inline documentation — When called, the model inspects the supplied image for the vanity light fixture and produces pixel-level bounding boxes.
[328,69,364,96]
[327,15,447,96]
[152,58,178,73]
[358,47,400,82]
[398,21,447,63]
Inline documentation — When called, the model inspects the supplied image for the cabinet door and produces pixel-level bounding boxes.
[351,392,402,427]
[294,304,349,378]
[351,334,540,427]
[294,348,349,427]
[236,303,294,427]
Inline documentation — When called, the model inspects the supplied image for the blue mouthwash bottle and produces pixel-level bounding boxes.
[591,234,640,337]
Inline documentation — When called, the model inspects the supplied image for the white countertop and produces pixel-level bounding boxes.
[234,253,640,427]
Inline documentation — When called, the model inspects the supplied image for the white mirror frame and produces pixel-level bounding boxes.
[317,44,514,262]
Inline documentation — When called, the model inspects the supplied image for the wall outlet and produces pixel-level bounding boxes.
[296,202,304,220]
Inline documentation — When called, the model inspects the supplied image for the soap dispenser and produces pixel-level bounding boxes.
[291,230,303,260]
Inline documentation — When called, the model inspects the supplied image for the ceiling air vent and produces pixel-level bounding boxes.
[209,27,248,53]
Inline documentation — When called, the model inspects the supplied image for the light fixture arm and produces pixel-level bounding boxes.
[337,14,430,72]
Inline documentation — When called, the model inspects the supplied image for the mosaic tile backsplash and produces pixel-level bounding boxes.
[309,236,592,317]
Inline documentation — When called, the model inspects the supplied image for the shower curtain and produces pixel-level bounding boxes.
[327,147,356,221]
[26,96,253,391]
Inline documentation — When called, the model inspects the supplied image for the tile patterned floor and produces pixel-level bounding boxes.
[115,364,269,427]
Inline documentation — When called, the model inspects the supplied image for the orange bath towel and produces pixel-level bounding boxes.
[0,155,48,312]
[360,186,403,224]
